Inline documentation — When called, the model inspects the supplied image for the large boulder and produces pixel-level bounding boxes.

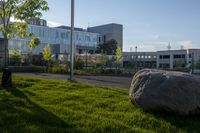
[129,69,200,115]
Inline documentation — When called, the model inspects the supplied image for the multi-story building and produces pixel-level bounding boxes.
[0,18,123,66]
[123,49,200,70]
[157,49,200,69]
[88,23,123,49]
[157,50,187,69]
[123,52,157,68]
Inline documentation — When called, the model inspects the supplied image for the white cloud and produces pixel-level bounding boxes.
[47,20,62,27]
[124,40,200,52]
[151,34,160,40]
[125,41,169,52]
[177,40,192,49]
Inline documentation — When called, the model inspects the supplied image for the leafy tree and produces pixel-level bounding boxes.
[75,58,84,70]
[196,58,200,69]
[10,48,21,65]
[0,0,49,67]
[42,44,52,71]
[10,48,21,59]
[96,39,118,55]
[114,47,122,69]
[100,53,108,70]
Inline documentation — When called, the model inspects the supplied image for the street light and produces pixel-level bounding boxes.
[135,46,137,70]
[69,0,75,81]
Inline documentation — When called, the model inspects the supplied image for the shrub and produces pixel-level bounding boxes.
[75,58,84,70]
[48,65,69,74]
[8,65,46,73]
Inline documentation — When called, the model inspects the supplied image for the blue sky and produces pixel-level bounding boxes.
[43,0,200,52]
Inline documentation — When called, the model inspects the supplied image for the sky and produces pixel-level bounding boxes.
[42,0,200,52]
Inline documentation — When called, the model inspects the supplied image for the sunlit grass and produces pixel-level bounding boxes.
[0,76,199,133]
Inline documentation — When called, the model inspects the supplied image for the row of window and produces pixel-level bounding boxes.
[159,54,186,59]
[28,26,99,45]
[124,55,157,59]
[159,55,170,59]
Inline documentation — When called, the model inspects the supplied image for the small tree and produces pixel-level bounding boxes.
[10,48,21,65]
[42,44,52,71]
[100,53,108,70]
[0,0,49,86]
[10,48,21,58]
[0,0,49,67]
[96,39,118,55]
[114,47,122,69]
[75,58,84,70]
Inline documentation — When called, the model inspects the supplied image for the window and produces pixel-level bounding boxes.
[56,31,59,38]
[160,55,170,59]
[174,54,185,59]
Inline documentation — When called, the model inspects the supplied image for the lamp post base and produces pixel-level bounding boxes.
[1,67,12,88]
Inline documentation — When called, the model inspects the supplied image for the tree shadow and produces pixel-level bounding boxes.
[0,88,81,133]
[152,112,200,133]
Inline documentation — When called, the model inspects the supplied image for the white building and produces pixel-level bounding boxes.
[123,49,200,70]
[157,49,200,69]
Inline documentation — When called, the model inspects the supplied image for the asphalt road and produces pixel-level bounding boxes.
[14,73,133,89]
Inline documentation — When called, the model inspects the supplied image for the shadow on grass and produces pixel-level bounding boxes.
[0,88,80,133]
[152,112,200,133]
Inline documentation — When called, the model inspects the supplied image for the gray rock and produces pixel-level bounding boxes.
[129,69,200,115]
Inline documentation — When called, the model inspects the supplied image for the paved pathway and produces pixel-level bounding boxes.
[14,73,133,89]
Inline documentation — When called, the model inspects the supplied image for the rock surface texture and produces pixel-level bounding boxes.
[129,69,200,115]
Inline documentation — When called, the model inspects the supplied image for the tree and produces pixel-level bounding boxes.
[196,58,200,69]
[10,48,21,59]
[10,48,21,65]
[96,39,118,55]
[0,0,49,67]
[100,53,108,70]
[114,47,122,69]
[75,58,84,70]
[42,44,52,71]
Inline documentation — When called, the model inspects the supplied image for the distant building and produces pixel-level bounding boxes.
[157,49,200,69]
[0,18,123,66]
[88,23,123,49]
[123,49,200,70]
[123,52,157,68]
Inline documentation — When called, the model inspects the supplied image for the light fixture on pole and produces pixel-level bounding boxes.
[135,46,137,70]
[69,0,75,81]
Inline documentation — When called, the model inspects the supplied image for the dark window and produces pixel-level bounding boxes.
[163,55,170,59]
[174,54,185,58]
[98,37,101,43]
[103,35,106,43]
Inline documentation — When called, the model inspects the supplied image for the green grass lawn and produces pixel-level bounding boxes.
[0,76,199,133]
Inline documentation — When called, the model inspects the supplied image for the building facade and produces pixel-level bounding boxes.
[88,23,123,49]
[123,52,157,68]
[123,49,200,70]
[0,19,123,64]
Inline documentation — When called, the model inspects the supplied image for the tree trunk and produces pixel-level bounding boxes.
[3,38,8,68]
[2,38,12,88]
